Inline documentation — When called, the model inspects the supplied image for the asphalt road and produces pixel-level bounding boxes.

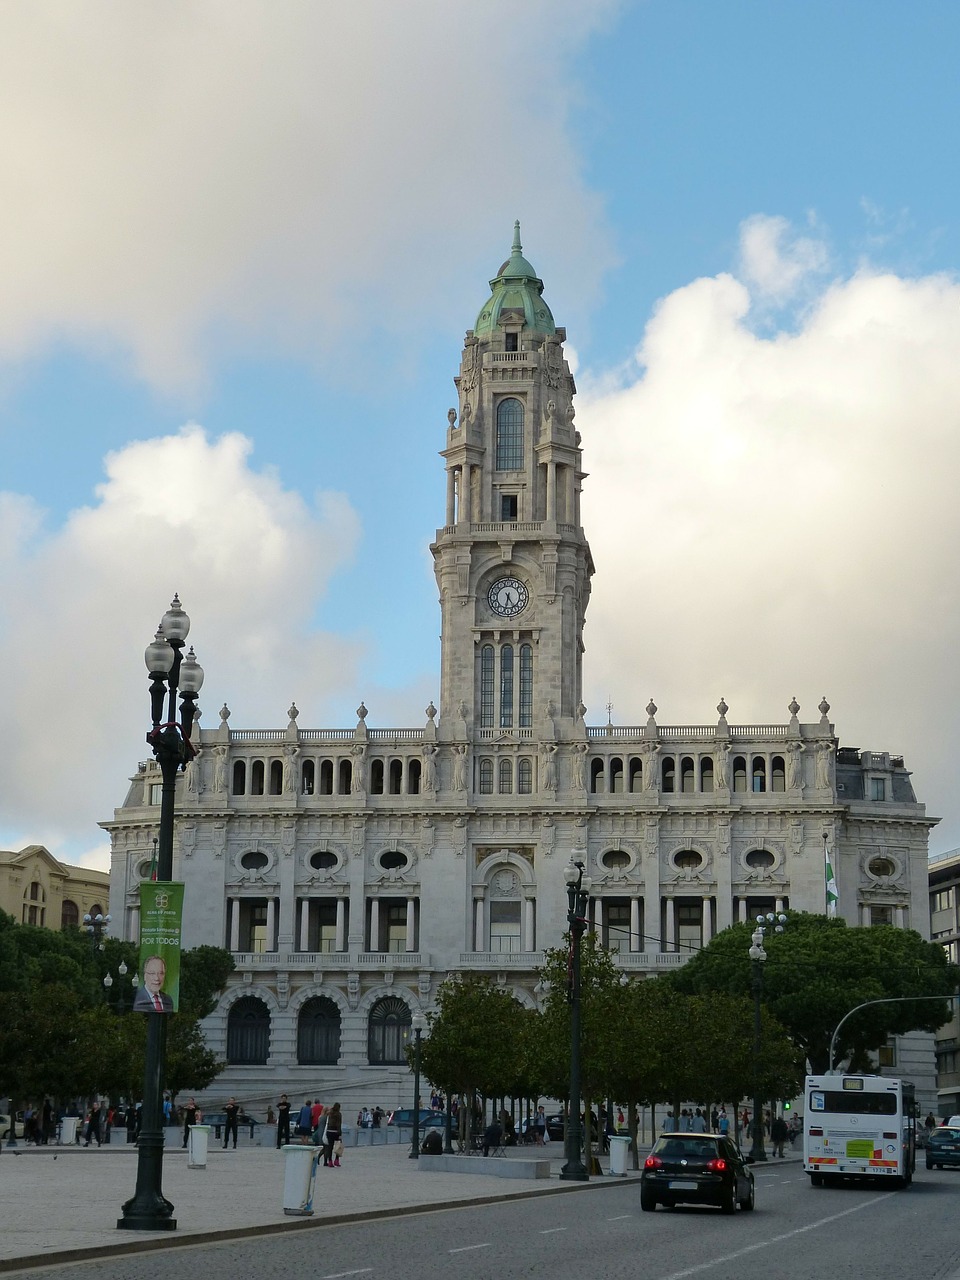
[14,1164,960,1280]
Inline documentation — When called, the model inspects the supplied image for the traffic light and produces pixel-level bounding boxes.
[783,1101,792,1111]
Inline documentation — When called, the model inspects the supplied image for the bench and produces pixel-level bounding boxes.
[418,1154,551,1179]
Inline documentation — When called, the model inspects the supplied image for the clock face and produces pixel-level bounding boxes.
[487,576,528,618]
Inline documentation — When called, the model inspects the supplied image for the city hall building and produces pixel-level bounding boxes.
[103,227,937,1109]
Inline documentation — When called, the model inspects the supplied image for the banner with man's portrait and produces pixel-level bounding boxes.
[136,881,184,1013]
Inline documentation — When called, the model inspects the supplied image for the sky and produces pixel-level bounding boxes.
[1,0,959,870]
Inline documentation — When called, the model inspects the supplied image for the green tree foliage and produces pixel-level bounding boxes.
[417,975,528,1102]
[671,913,959,1072]
[0,911,233,1103]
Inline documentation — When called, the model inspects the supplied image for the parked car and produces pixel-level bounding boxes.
[203,1112,262,1139]
[640,1132,755,1213]
[387,1108,445,1129]
[0,1113,25,1140]
[545,1110,601,1143]
[926,1125,960,1170]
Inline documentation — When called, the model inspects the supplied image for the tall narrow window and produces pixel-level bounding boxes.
[480,645,495,728]
[479,758,494,794]
[489,901,522,952]
[500,644,514,728]
[269,760,283,794]
[251,760,265,795]
[519,644,533,727]
[518,757,532,794]
[496,398,524,470]
[301,760,315,794]
[752,757,766,793]
[662,758,676,792]
[232,761,246,794]
[498,758,513,794]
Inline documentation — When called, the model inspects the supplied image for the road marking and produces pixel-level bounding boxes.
[659,1193,897,1280]
[323,1271,373,1279]
[607,1215,632,1221]
[449,1243,492,1253]
[539,1227,567,1234]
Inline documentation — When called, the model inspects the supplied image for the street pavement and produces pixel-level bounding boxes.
[0,1136,802,1272]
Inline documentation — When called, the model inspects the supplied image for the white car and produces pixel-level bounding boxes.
[0,1113,25,1140]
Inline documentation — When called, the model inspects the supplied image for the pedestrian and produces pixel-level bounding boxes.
[323,1103,343,1167]
[481,1117,502,1157]
[691,1108,707,1134]
[310,1098,324,1142]
[296,1098,312,1141]
[771,1113,788,1158]
[83,1102,102,1147]
[717,1107,729,1136]
[41,1098,53,1145]
[925,1111,937,1136]
[223,1097,240,1149]
[276,1094,291,1147]
[182,1097,200,1148]
[535,1105,546,1146]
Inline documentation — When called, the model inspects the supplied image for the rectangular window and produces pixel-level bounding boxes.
[676,902,703,952]
[519,644,533,728]
[504,331,518,352]
[501,494,518,520]
[870,778,886,801]
[870,904,893,926]
[604,900,631,952]
[480,645,495,728]
[313,902,337,953]
[500,645,514,728]
[149,783,162,805]
[386,903,407,954]
[935,887,956,911]
[489,901,521,952]
[239,901,270,953]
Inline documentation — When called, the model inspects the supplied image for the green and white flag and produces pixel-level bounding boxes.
[823,837,839,917]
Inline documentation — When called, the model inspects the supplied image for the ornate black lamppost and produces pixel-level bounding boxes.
[409,1011,427,1159]
[560,859,591,1182]
[118,595,202,1233]
[748,912,787,1163]
[84,910,112,949]
[103,961,139,1014]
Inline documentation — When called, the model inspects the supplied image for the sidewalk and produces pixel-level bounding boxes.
[0,1140,631,1272]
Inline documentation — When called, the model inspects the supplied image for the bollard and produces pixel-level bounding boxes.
[187,1124,211,1169]
[281,1144,321,1216]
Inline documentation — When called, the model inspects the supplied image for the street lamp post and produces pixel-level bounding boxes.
[560,859,591,1182]
[748,912,787,1164]
[84,911,112,950]
[118,595,202,1233]
[409,1012,427,1159]
[103,961,139,1015]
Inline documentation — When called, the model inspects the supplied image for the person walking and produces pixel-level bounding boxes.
[771,1113,788,1158]
[83,1102,102,1147]
[296,1099,313,1142]
[323,1103,343,1167]
[276,1094,291,1147]
[223,1097,240,1149]
[182,1098,200,1148]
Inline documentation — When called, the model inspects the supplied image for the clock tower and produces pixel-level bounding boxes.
[432,224,594,750]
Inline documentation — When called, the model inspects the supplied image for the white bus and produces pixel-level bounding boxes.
[804,1073,916,1188]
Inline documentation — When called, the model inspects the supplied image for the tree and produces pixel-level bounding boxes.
[671,913,959,1072]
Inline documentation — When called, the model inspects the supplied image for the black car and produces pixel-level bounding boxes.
[926,1125,960,1169]
[387,1109,445,1130]
[641,1132,755,1213]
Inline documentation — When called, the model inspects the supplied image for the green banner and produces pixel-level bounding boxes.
[136,881,184,1013]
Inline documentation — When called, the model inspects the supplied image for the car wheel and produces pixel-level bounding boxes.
[926,1159,934,1170]
[721,1185,737,1214]
[739,1180,755,1211]
[640,1188,658,1212]
[810,1172,823,1187]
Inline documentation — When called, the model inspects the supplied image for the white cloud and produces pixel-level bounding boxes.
[0,1,616,391]
[580,225,960,847]
[0,426,361,867]
[738,213,830,302]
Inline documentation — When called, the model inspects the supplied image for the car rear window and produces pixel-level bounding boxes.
[653,1137,720,1158]
[931,1127,960,1139]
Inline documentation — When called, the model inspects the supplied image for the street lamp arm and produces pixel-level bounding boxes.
[828,994,957,1072]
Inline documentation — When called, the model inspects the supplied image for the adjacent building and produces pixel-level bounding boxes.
[0,844,110,931]
[928,849,960,1115]
[103,226,938,1111]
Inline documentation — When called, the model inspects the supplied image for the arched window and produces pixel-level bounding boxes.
[408,758,422,794]
[479,758,494,794]
[232,761,246,795]
[297,996,341,1065]
[251,760,265,795]
[61,900,79,929]
[662,758,676,793]
[700,757,714,792]
[752,757,766,793]
[610,758,624,794]
[629,757,643,792]
[227,997,271,1065]
[519,644,533,727]
[338,759,352,794]
[370,759,384,794]
[319,760,334,795]
[269,760,283,795]
[367,996,411,1064]
[590,757,604,794]
[500,645,514,728]
[518,757,533,794]
[771,755,785,792]
[480,645,495,728]
[496,398,524,470]
[680,757,695,793]
[388,759,403,794]
[498,758,513,794]
[301,760,315,794]
[733,756,747,792]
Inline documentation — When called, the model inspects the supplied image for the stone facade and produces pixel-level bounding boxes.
[102,226,937,1113]
[0,844,110,931]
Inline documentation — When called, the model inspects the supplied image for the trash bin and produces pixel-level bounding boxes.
[609,1134,631,1176]
[281,1144,322,1216]
[60,1116,79,1145]
[187,1124,211,1169]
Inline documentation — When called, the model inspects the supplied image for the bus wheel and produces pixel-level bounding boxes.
[810,1172,823,1187]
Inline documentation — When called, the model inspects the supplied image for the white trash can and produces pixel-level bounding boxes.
[609,1134,631,1176]
[187,1124,210,1169]
[281,1144,321,1216]
[60,1116,79,1145]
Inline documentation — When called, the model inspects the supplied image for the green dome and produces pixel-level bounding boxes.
[474,221,556,336]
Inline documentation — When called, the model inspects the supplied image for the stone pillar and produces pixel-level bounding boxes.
[229,899,240,952]
[446,466,456,525]
[546,461,557,521]
[630,897,640,953]
[474,896,484,951]
[299,899,310,952]
[266,897,277,952]
[664,898,675,952]
[369,898,380,952]
[523,897,535,951]
[406,897,417,952]
[335,898,346,951]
